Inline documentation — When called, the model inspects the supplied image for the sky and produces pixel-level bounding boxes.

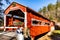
[3,0,57,12]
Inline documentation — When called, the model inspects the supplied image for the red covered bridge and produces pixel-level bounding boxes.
[1,2,55,39]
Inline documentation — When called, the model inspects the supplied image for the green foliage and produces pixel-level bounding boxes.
[0,19,4,26]
[38,8,43,13]
[49,16,53,20]
[18,22,23,25]
[53,30,60,34]
[50,30,60,37]
[42,7,47,13]
[56,2,60,8]
[14,21,23,26]
[0,0,10,26]
[47,4,55,11]
[38,1,60,22]
[57,18,60,22]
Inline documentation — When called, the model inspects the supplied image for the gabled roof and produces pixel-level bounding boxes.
[4,2,26,13]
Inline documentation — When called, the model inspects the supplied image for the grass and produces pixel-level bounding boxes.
[50,30,60,37]
[53,30,60,34]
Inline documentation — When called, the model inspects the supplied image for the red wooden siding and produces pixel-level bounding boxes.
[27,11,50,37]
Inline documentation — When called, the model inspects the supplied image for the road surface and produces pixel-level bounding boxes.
[0,32,17,40]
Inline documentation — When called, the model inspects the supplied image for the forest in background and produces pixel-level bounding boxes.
[38,1,60,23]
[0,0,10,26]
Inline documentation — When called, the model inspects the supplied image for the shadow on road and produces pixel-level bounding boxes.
[34,32,48,40]
[50,33,60,40]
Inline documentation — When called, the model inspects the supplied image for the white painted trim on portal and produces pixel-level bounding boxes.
[4,14,6,26]
[4,14,6,31]
[24,12,27,27]
[10,6,20,11]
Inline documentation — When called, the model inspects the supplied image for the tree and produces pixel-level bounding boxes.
[55,1,60,20]
[0,0,10,13]
[38,8,43,13]
[38,1,60,22]
[5,0,10,4]
[49,14,53,20]
[0,0,10,26]
[39,7,47,13]
[47,4,55,11]
[42,7,47,13]
[56,2,60,8]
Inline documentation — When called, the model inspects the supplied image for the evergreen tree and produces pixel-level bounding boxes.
[47,4,55,11]
[0,0,10,26]
[42,7,47,13]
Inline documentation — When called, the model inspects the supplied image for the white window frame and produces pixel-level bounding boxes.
[31,18,50,26]
[31,18,41,26]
